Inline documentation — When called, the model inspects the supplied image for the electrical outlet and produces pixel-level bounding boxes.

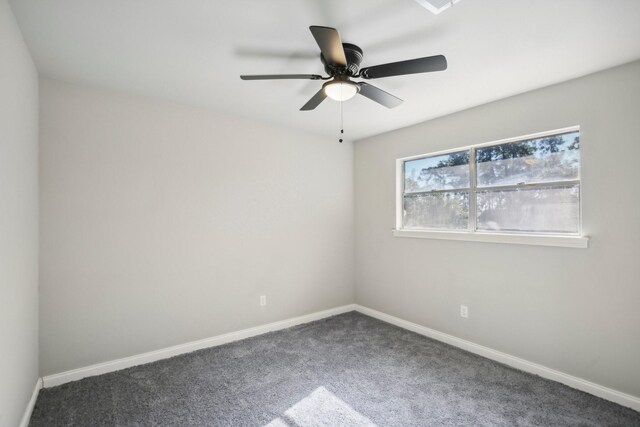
[460,305,468,318]
[260,295,267,307]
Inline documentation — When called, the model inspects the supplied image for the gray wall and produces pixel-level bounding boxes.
[39,79,354,376]
[0,1,39,426]
[354,61,640,398]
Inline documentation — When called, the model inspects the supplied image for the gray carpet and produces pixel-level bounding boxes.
[30,312,640,426]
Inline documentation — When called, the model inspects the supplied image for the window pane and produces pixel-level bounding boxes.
[476,131,580,187]
[476,185,580,233]
[404,151,470,192]
[403,192,469,230]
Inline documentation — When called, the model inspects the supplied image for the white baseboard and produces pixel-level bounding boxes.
[354,304,640,412]
[42,304,357,388]
[19,378,42,427]
[40,302,640,413]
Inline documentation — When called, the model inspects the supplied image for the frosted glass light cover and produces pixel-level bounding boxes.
[324,82,359,101]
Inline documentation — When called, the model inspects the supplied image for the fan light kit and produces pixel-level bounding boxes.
[323,79,360,101]
[240,26,447,141]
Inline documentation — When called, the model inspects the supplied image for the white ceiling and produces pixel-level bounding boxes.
[10,0,640,140]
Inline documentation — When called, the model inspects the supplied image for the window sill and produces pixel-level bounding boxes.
[392,229,589,248]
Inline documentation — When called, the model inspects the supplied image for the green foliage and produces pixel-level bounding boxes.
[568,136,580,151]
[434,151,469,168]
[477,141,534,163]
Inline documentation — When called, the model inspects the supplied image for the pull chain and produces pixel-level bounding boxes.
[339,101,343,143]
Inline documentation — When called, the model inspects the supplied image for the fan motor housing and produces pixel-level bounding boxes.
[321,43,363,76]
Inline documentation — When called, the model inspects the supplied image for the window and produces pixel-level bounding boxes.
[395,127,587,247]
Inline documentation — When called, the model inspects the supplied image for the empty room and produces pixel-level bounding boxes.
[2,0,640,425]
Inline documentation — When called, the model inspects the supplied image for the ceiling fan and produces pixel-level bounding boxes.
[240,26,447,111]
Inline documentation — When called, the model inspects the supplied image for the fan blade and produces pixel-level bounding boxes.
[358,83,403,108]
[300,88,327,111]
[240,74,322,80]
[309,26,347,67]
[360,55,447,79]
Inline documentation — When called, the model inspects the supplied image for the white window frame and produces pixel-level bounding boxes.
[394,126,589,248]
